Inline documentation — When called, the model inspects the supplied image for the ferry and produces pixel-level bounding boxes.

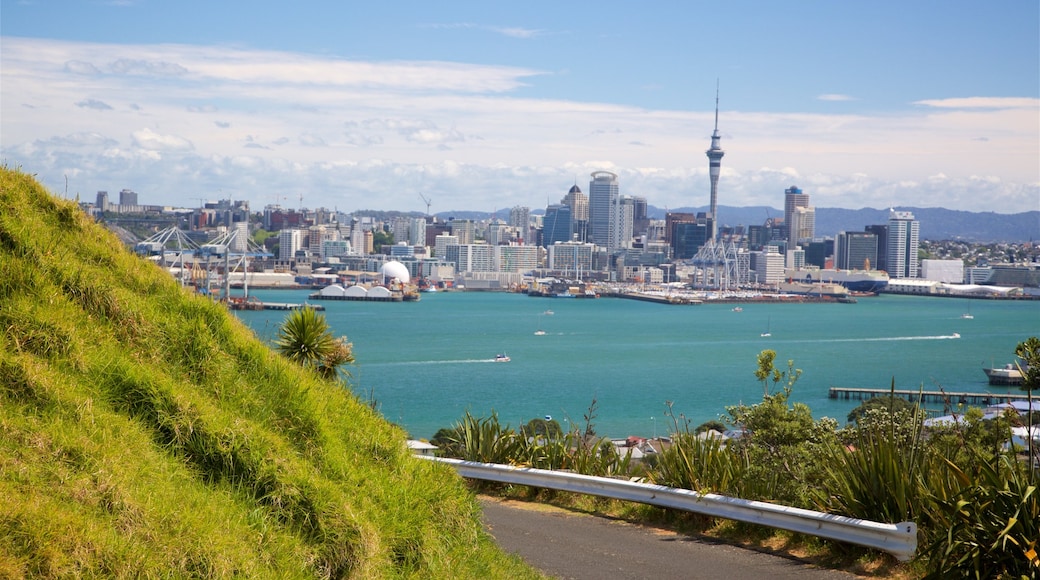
[984,363,1024,386]
[784,268,890,294]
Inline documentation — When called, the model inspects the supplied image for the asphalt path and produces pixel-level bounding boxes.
[480,497,859,580]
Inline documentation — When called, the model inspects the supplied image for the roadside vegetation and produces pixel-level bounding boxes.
[433,342,1040,578]
[0,167,539,578]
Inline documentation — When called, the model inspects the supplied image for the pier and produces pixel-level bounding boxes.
[829,387,1031,405]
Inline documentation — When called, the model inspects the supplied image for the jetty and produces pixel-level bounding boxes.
[829,387,1031,405]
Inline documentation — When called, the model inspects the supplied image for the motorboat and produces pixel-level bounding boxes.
[494,354,511,362]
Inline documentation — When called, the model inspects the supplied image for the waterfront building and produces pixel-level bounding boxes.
[446,243,494,273]
[790,206,815,246]
[921,259,965,283]
[754,246,785,285]
[589,171,619,252]
[547,241,595,277]
[496,244,539,273]
[783,185,810,246]
[787,247,805,270]
[705,86,725,241]
[835,231,878,270]
[887,210,920,279]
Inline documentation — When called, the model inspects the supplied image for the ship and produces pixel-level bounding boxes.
[983,363,1024,386]
[784,268,889,294]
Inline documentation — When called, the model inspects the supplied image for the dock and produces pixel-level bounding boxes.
[829,387,1031,405]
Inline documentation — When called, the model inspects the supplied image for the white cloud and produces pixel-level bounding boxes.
[817,94,856,102]
[1,37,1037,215]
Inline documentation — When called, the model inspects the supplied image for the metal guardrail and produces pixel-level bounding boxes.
[421,456,918,561]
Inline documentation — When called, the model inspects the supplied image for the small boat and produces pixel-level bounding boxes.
[760,317,771,338]
[960,313,974,319]
[494,354,511,362]
[534,330,546,336]
[951,332,961,339]
[731,306,743,312]
[543,309,554,315]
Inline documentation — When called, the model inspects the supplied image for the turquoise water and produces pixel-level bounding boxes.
[234,290,1039,440]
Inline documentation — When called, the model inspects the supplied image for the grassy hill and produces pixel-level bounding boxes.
[0,167,538,578]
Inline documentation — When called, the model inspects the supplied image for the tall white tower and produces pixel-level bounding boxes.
[705,83,725,241]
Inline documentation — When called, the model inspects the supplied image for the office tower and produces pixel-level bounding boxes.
[631,196,649,239]
[95,191,109,212]
[805,239,832,268]
[542,204,572,247]
[887,210,919,278]
[705,85,725,241]
[783,185,810,246]
[672,214,714,259]
[588,171,619,251]
[434,233,458,260]
[835,232,878,270]
[615,195,635,251]
[864,224,888,272]
[562,184,589,242]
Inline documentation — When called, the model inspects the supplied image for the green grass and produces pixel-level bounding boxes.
[0,167,539,578]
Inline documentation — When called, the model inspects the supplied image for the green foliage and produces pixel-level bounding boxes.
[0,167,537,579]
[275,306,355,381]
[846,394,915,425]
[1014,336,1040,391]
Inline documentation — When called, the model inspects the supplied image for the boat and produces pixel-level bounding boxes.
[760,317,771,338]
[494,354,511,363]
[984,363,1024,386]
[732,306,743,312]
[784,268,890,294]
[951,333,961,339]
[961,304,973,319]
[543,309,554,315]
[534,330,546,336]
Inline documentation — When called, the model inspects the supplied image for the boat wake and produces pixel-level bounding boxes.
[373,358,506,366]
[824,334,962,343]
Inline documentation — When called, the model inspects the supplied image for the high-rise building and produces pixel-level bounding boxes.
[434,233,458,259]
[614,195,635,252]
[588,171,619,251]
[835,232,878,270]
[705,85,725,241]
[790,206,816,246]
[119,188,138,207]
[631,196,649,239]
[409,218,426,247]
[672,214,714,259]
[783,185,810,246]
[95,191,110,212]
[542,204,572,247]
[509,206,530,243]
[562,184,589,242]
[887,210,920,279]
[864,224,888,272]
[278,229,301,261]
[450,219,475,244]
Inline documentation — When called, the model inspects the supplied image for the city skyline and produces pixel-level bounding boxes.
[2,1,1037,216]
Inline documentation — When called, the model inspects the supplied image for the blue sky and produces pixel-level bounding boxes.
[2,0,1038,218]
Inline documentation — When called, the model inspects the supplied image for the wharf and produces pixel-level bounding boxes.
[829,387,1030,405]
[227,299,323,311]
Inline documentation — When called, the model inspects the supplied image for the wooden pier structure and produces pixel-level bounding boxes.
[829,387,1031,406]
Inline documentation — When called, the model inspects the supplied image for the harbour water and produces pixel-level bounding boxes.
[233,290,1039,440]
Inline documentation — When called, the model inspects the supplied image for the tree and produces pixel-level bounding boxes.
[1014,336,1040,391]
[846,395,915,425]
[275,307,354,381]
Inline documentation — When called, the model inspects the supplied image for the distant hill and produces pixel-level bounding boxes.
[0,168,535,578]
[456,205,1037,243]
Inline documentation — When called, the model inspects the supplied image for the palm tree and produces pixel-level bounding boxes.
[275,307,354,381]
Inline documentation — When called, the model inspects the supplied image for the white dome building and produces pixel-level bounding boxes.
[381,261,411,284]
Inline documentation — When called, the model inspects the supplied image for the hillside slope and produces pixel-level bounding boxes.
[0,167,537,578]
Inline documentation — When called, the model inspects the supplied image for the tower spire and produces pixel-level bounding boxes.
[705,80,725,241]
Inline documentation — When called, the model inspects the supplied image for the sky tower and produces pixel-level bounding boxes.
[705,83,724,241]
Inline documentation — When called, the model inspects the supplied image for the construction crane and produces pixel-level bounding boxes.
[419,193,432,217]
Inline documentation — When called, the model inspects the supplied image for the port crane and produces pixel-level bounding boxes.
[419,193,432,217]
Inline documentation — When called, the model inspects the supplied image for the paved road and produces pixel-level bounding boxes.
[480,498,858,579]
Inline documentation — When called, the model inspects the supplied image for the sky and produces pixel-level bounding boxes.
[2,1,1038,219]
